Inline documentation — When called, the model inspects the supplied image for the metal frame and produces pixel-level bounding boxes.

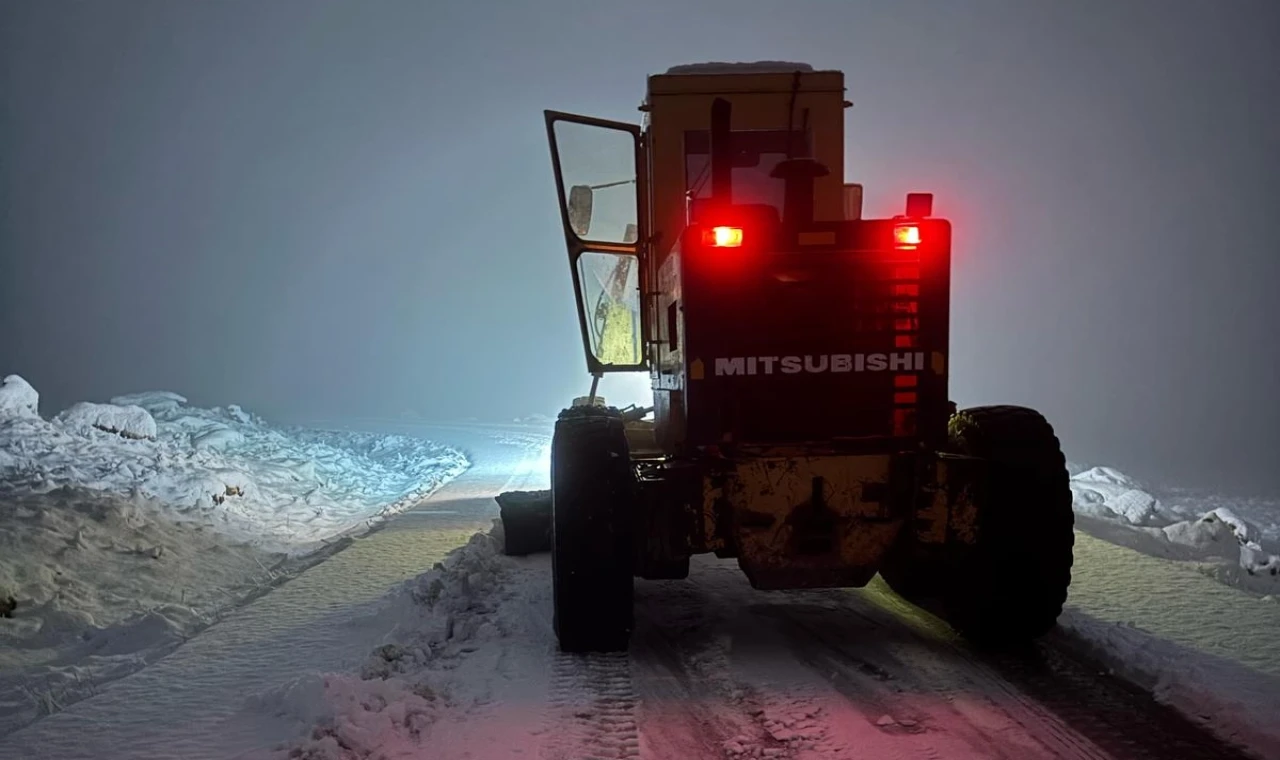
[544,110,650,375]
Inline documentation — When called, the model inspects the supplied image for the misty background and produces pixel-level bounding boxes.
[2,0,1277,494]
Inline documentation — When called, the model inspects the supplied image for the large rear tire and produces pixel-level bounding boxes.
[878,531,944,604]
[943,405,1074,648]
[551,407,636,653]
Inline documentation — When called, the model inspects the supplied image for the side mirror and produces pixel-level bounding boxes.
[568,185,594,237]
[623,223,638,244]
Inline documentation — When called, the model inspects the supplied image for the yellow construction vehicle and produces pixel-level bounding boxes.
[520,61,1074,653]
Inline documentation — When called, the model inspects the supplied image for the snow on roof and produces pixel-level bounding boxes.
[663,61,816,75]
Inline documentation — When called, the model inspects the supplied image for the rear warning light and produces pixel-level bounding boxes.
[893,224,921,249]
[703,226,744,247]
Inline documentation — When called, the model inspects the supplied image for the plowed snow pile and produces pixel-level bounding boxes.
[251,525,521,760]
[0,374,468,735]
[1067,462,1280,594]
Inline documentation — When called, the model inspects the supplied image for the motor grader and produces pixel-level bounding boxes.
[516,61,1074,654]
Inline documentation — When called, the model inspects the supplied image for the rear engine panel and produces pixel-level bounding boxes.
[706,452,904,589]
[634,449,982,589]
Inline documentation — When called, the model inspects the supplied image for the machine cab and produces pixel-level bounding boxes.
[544,63,952,450]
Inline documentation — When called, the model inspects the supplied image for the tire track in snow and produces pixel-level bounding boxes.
[776,602,1109,760]
[542,653,641,760]
[632,573,931,760]
[860,581,1256,760]
[631,582,784,759]
[617,559,1248,760]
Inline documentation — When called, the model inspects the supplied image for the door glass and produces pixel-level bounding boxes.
[553,120,638,245]
[576,251,642,366]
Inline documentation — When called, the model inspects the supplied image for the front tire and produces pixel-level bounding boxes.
[943,405,1075,648]
[550,407,636,653]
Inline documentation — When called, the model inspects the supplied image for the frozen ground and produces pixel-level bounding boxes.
[0,376,468,736]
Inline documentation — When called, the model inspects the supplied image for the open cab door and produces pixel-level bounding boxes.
[545,111,647,374]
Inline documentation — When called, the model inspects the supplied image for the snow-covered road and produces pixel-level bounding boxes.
[3,421,1270,760]
[0,424,547,760]
[270,524,1251,760]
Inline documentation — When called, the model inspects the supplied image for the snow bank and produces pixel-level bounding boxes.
[0,383,469,553]
[260,525,513,759]
[54,402,157,440]
[1057,610,1280,760]
[0,375,38,419]
[1069,465,1161,524]
[0,487,285,733]
[0,376,469,731]
[1068,463,1280,585]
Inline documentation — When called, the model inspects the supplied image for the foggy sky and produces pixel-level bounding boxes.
[3,0,1278,494]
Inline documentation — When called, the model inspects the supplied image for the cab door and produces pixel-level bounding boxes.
[544,111,647,374]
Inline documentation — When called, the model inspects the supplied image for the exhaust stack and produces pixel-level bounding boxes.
[710,97,733,205]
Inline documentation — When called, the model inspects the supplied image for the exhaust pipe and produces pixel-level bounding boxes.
[710,97,733,205]
[777,158,826,226]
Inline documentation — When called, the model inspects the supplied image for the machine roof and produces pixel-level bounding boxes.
[663,61,819,75]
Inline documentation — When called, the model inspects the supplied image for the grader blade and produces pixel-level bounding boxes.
[496,489,552,556]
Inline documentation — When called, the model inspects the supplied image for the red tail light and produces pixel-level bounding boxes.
[893,224,921,249]
[703,226,744,247]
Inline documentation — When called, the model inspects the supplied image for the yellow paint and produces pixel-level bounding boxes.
[644,69,848,269]
[931,351,946,375]
[712,454,903,583]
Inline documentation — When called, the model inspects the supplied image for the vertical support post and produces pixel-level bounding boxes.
[587,372,602,406]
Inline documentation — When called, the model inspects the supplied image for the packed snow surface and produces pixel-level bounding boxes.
[0,376,468,734]
[269,520,1280,760]
[1057,608,1280,757]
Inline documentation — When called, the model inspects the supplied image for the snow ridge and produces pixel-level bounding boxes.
[0,378,470,553]
[278,526,513,759]
[0,376,470,737]
[1068,463,1280,583]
